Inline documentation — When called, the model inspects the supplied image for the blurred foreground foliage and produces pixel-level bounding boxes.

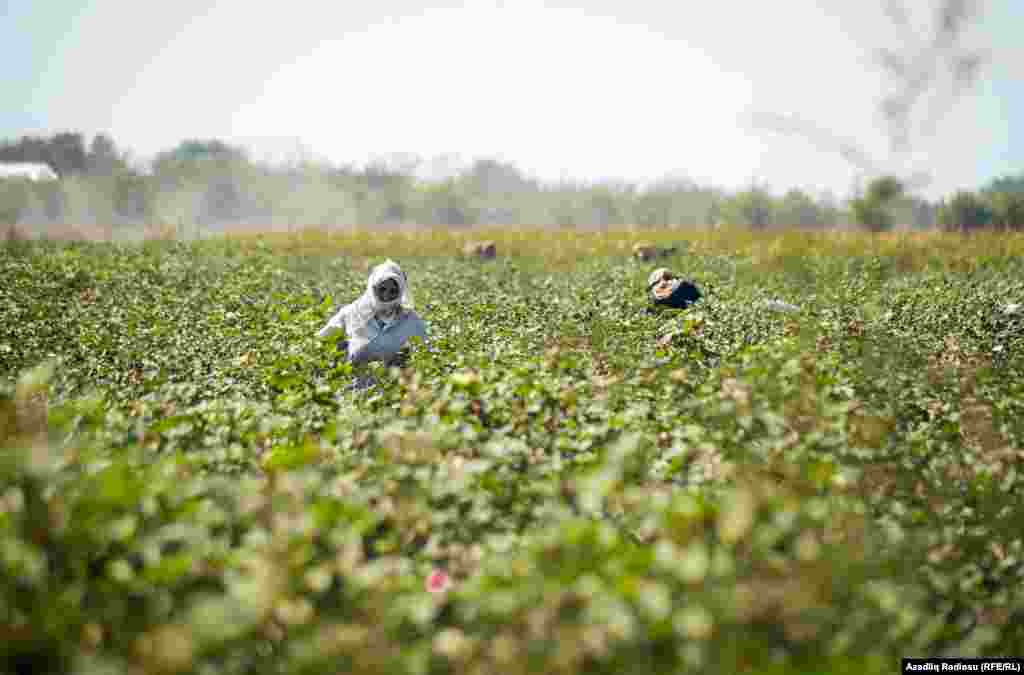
[1,227,1024,674]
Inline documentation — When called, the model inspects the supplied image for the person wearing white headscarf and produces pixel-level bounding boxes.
[317,259,429,366]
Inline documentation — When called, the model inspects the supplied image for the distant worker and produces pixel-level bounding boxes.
[647,267,702,309]
[317,259,429,369]
[633,242,678,262]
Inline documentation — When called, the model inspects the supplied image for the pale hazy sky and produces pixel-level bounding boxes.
[3,0,1021,199]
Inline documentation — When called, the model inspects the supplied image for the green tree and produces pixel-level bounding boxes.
[586,183,633,228]
[414,179,476,226]
[150,140,255,228]
[865,175,904,204]
[724,185,773,229]
[851,198,889,231]
[461,158,533,195]
[153,139,247,167]
[937,190,992,232]
[980,172,1024,231]
[86,134,128,176]
[777,188,824,227]
[0,132,89,176]
[635,188,674,227]
[850,175,905,231]
[986,191,1024,231]
[983,172,1024,195]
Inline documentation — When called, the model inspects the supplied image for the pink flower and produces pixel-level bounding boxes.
[426,569,452,594]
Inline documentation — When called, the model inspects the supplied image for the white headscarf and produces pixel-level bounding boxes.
[647,268,671,290]
[647,267,680,301]
[346,259,414,334]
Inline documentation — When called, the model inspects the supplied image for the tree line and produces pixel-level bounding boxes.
[0,132,1021,236]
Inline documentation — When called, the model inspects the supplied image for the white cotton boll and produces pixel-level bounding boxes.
[760,299,801,314]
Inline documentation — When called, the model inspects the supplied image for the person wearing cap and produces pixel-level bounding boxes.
[647,267,702,310]
[317,259,430,369]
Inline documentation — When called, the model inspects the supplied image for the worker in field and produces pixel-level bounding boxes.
[317,259,430,377]
[647,267,702,310]
[647,266,800,314]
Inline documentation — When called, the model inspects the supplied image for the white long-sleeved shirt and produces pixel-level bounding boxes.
[318,304,429,365]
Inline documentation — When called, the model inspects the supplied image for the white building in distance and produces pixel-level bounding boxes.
[0,162,59,181]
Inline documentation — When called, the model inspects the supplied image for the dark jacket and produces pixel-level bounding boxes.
[651,280,702,309]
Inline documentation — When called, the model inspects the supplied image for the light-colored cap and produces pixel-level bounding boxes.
[647,268,672,288]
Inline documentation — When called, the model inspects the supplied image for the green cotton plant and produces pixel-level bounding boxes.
[2,229,1024,674]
